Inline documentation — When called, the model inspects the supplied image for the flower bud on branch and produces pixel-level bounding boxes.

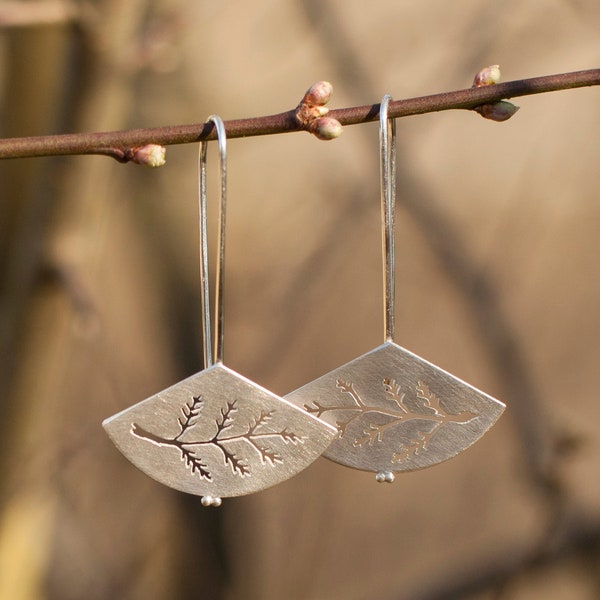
[296,81,343,141]
[128,144,166,167]
[473,65,501,87]
[472,64,519,122]
[475,101,520,122]
[303,80,334,106]
[308,116,343,140]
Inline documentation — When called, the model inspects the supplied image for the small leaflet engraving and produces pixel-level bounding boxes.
[305,378,478,464]
[131,395,305,481]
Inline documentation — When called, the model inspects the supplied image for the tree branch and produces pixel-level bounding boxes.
[0,68,599,161]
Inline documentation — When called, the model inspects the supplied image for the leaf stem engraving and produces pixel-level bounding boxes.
[304,378,478,463]
[131,396,304,481]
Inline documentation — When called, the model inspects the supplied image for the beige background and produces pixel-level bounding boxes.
[1,1,599,598]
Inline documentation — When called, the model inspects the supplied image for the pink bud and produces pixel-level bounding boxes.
[131,144,166,167]
[472,65,501,87]
[309,116,343,140]
[475,101,519,122]
[303,81,334,106]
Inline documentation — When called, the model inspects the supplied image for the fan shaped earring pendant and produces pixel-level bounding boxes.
[285,96,505,482]
[103,116,337,506]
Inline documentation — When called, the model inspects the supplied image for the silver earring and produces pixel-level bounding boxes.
[103,116,337,506]
[285,95,505,483]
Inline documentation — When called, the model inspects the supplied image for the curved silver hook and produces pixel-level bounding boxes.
[199,116,227,367]
[380,94,396,342]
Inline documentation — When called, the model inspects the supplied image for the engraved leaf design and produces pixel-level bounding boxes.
[129,395,305,481]
[383,378,407,412]
[391,430,433,463]
[302,375,482,465]
[279,428,303,444]
[177,395,204,433]
[415,380,443,416]
[181,446,212,480]
[247,409,275,433]
[255,445,282,465]
[215,400,237,434]
[284,341,504,474]
[104,364,338,497]
[354,423,384,447]
[219,445,250,476]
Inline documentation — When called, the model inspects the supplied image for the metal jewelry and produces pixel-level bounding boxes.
[285,96,505,482]
[103,116,337,506]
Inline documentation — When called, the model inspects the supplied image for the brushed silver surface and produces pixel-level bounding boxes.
[285,341,505,473]
[104,363,337,497]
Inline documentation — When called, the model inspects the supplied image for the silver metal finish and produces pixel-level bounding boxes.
[285,341,504,472]
[381,95,396,342]
[103,363,336,497]
[198,121,216,367]
[285,95,505,476]
[199,116,227,365]
[104,116,336,501]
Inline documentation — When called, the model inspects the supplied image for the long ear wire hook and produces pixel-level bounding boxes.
[284,93,504,477]
[380,94,396,343]
[198,116,227,367]
[104,111,338,501]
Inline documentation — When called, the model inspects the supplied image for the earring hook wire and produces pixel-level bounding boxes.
[198,115,227,367]
[380,95,396,342]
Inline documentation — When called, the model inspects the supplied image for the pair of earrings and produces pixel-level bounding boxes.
[103,97,505,506]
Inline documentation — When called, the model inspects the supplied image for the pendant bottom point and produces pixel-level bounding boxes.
[376,470,395,483]
[201,495,222,507]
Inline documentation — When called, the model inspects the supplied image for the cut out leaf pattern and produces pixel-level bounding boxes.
[103,363,338,498]
[131,397,302,481]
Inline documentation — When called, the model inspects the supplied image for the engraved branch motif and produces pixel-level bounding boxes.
[131,396,304,481]
[304,378,478,463]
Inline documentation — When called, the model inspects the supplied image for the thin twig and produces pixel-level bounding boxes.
[0,68,599,160]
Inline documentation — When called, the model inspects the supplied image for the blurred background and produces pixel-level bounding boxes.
[1,1,600,599]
